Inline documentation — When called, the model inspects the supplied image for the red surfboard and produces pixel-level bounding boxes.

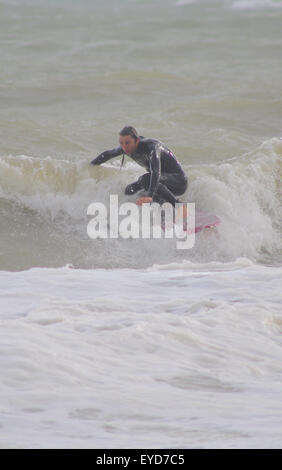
[194,210,220,233]
[136,198,220,234]
[161,203,220,234]
[168,209,220,234]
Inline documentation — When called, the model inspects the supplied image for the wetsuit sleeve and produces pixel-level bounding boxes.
[148,146,161,197]
[91,146,123,165]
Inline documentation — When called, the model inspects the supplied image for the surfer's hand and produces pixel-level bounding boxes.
[136,197,153,206]
[91,153,104,165]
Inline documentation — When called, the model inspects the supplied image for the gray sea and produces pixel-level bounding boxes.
[0,0,282,448]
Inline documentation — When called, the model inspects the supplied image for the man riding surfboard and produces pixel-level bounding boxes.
[91,126,188,207]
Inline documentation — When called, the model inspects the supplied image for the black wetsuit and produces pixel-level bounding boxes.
[91,137,188,206]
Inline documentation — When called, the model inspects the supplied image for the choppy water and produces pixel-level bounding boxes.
[0,0,282,449]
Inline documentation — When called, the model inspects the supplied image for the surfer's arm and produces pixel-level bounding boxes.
[91,146,123,165]
[147,147,161,197]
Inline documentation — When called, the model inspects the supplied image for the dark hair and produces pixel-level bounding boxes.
[119,126,139,142]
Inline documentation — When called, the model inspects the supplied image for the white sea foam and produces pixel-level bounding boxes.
[175,0,198,6]
[231,0,282,9]
[0,261,281,448]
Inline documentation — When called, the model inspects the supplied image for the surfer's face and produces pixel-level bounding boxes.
[119,135,139,156]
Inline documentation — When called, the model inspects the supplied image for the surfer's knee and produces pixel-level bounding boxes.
[181,176,188,194]
[137,173,151,190]
[177,176,188,196]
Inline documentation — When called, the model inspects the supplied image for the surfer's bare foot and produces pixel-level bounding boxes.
[175,204,189,221]
[175,204,189,230]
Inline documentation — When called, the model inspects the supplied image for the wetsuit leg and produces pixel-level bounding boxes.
[160,173,188,197]
[136,173,188,206]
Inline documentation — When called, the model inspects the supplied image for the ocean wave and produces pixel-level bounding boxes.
[175,0,198,6]
[174,0,282,9]
[0,154,131,220]
[187,137,282,262]
[231,0,282,9]
[0,138,281,269]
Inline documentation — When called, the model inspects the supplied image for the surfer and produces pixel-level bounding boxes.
[91,126,188,206]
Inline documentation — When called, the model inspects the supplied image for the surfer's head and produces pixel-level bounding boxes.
[119,126,140,155]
